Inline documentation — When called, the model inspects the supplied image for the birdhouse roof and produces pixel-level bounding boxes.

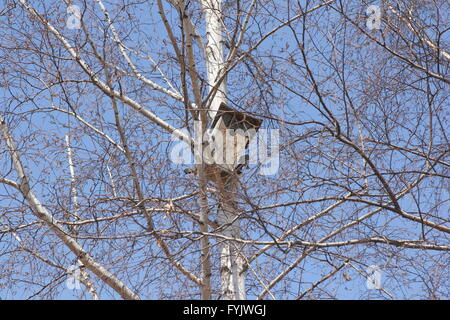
[211,102,263,131]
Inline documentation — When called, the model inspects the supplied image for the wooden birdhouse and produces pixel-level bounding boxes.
[203,102,263,180]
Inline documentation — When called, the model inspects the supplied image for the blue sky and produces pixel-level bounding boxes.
[0,0,448,299]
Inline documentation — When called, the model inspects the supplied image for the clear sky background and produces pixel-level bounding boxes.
[0,0,448,299]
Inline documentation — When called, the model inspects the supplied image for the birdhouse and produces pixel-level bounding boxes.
[203,102,263,179]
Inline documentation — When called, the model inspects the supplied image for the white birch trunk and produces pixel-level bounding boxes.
[201,0,227,120]
[216,178,246,300]
[65,135,100,300]
[201,0,246,299]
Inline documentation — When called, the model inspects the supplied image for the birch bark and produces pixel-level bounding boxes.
[201,0,246,300]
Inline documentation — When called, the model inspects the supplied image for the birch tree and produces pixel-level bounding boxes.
[0,0,449,300]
